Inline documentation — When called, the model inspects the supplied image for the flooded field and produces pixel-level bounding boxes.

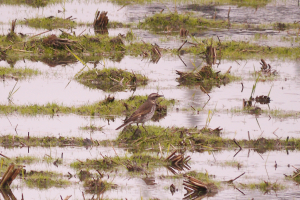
[0,0,300,199]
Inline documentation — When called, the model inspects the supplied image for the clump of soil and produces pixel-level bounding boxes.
[177,66,217,82]
[42,34,77,49]
[75,68,148,92]
[79,170,91,181]
[126,161,145,172]
[254,95,271,104]
[274,22,289,31]
[176,66,232,88]
[84,178,114,194]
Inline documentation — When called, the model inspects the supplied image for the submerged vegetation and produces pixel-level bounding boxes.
[0,0,299,198]
[20,17,76,29]
[0,0,62,7]
[71,153,164,171]
[79,124,104,132]
[24,171,70,189]
[239,181,285,192]
[0,67,40,79]
[111,0,270,7]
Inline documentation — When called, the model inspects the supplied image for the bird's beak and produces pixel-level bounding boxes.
[157,94,164,98]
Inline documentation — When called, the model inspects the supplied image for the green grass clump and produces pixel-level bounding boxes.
[230,107,299,119]
[80,125,103,132]
[187,0,270,8]
[241,181,284,192]
[187,171,220,188]
[0,67,40,79]
[20,17,76,30]
[0,95,174,117]
[293,174,300,183]
[0,156,39,174]
[24,170,70,189]
[114,126,223,151]
[108,125,300,152]
[14,156,39,164]
[139,13,230,31]
[0,0,61,7]
[71,153,165,172]
[84,178,113,194]
[185,40,300,60]
[0,135,91,147]
[111,0,270,8]
[222,160,242,168]
[0,126,299,150]
[176,65,240,90]
[76,68,148,92]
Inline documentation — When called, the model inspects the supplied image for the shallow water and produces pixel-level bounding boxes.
[1,0,300,199]
[1,109,300,140]
[1,55,300,111]
[0,1,126,24]
[182,2,300,24]
[1,55,300,141]
[0,23,130,38]
[1,0,300,50]
[6,149,300,199]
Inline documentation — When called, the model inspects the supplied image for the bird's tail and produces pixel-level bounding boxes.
[115,121,132,130]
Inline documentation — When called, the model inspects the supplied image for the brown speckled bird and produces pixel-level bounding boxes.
[116,93,164,133]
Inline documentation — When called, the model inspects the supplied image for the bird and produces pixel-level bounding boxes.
[116,93,164,133]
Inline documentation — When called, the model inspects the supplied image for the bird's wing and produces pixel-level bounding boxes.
[124,102,153,123]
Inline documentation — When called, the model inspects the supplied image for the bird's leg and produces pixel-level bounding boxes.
[134,123,140,134]
[142,124,149,134]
